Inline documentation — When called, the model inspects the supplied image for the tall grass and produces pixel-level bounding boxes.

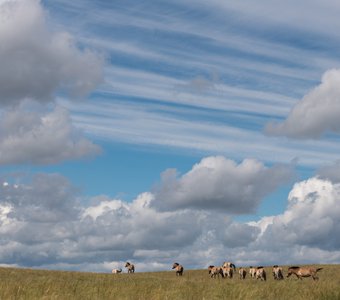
[0,265,339,299]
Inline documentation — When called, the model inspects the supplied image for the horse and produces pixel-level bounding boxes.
[208,265,223,278]
[256,266,266,281]
[222,266,234,279]
[272,265,284,280]
[172,262,184,276]
[222,262,236,271]
[112,268,122,274]
[238,267,246,279]
[249,266,256,279]
[125,262,135,273]
[287,266,322,280]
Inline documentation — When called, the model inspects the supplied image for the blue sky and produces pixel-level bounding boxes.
[1,0,340,272]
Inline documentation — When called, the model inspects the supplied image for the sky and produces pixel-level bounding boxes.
[1,0,340,273]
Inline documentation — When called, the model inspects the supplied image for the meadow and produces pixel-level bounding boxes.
[0,265,340,300]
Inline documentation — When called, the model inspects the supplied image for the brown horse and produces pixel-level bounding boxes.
[125,262,135,273]
[172,262,184,276]
[208,265,223,278]
[287,266,322,280]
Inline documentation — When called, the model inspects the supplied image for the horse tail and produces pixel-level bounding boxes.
[316,268,323,272]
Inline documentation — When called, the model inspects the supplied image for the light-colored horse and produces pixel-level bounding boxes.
[249,266,256,279]
[125,262,135,273]
[222,262,236,271]
[238,267,246,279]
[256,266,266,281]
[172,262,184,276]
[272,265,284,280]
[287,266,322,280]
[208,265,223,278]
[112,268,122,274]
[222,266,233,279]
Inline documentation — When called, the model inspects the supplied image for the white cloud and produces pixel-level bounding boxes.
[256,177,340,252]
[0,0,103,106]
[0,204,12,226]
[1,172,340,271]
[0,0,103,165]
[265,69,340,139]
[0,106,101,165]
[82,198,129,221]
[0,175,207,268]
[151,156,294,213]
[0,174,81,222]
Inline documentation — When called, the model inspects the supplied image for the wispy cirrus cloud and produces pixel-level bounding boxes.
[60,98,340,167]
[42,0,340,170]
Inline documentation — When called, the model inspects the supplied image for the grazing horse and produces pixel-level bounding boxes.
[272,265,284,280]
[125,262,135,273]
[249,266,256,279]
[256,266,266,281]
[172,262,184,276]
[287,266,322,280]
[112,268,122,274]
[238,267,246,279]
[208,265,223,278]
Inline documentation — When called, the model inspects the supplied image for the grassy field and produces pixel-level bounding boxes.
[0,265,340,300]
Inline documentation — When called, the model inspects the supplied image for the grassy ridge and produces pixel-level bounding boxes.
[1,265,340,300]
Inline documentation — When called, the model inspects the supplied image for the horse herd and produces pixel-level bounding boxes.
[112,262,323,281]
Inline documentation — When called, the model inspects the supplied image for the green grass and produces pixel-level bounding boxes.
[1,265,340,300]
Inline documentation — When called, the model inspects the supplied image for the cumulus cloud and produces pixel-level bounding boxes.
[0,175,210,269]
[0,106,101,165]
[0,0,103,165]
[0,173,80,222]
[265,69,340,139]
[255,177,340,253]
[151,156,294,213]
[0,0,103,106]
[1,171,339,272]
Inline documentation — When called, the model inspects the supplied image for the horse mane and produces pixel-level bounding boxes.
[257,266,264,269]
[288,266,300,269]
[273,265,278,268]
